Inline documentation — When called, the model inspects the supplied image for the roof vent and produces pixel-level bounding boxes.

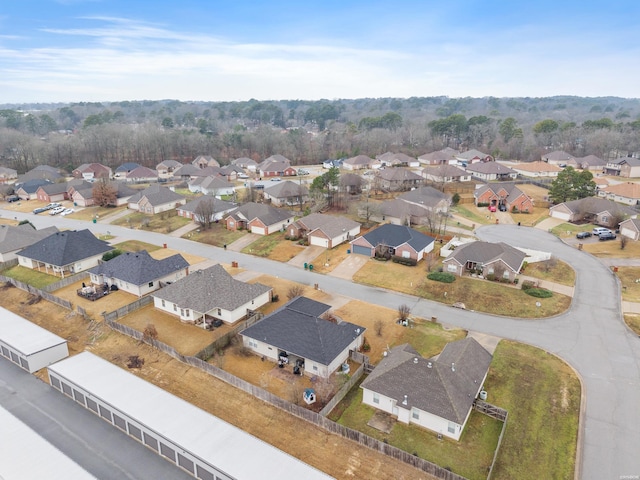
[402,395,408,405]
[427,361,432,368]
[413,358,418,364]
[451,362,456,372]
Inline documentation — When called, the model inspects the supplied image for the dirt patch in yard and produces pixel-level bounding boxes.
[0,286,436,480]
[53,280,140,319]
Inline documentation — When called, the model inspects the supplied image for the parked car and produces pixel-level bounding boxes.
[49,206,65,215]
[488,205,497,212]
[297,169,309,175]
[576,231,592,239]
[270,177,282,181]
[33,207,48,214]
[498,204,507,212]
[592,227,612,236]
[60,208,75,216]
[238,173,249,179]
[6,195,19,203]
[598,232,617,241]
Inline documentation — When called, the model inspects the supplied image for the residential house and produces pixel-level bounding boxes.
[18,165,63,184]
[231,157,258,172]
[219,165,241,182]
[361,338,492,441]
[417,148,459,166]
[71,181,136,207]
[88,250,189,297]
[263,180,309,206]
[127,184,186,214]
[474,183,534,212]
[224,202,295,235]
[258,155,296,177]
[177,197,237,223]
[380,186,451,226]
[188,176,236,197]
[0,224,59,262]
[15,179,53,200]
[35,182,69,203]
[541,150,574,165]
[72,163,112,180]
[343,155,377,171]
[598,182,640,206]
[192,155,220,169]
[511,161,562,178]
[604,157,640,178]
[377,152,420,168]
[114,163,141,179]
[125,166,159,183]
[374,168,424,192]
[350,224,435,261]
[339,173,365,194]
[287,213,360,248]
[422,165,471,183]
[442,241,526,281]
[152,264,272,326]
[0,166,18,183]
[17,229,113,278]
[549,197,636,226]
[155,160,183,179]
[455,149,493,164]
[240,296,365,378]
[465,162,517,181]
[172,163,202,181]
[574,155,606,172]
[619,218,640,241]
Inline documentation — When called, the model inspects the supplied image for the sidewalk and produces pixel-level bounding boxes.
[518,275,575,296]
[169,222,200,238]
[97,208,131,224]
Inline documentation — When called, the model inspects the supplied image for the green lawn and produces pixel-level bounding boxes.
[451,205,492,226]
[184,222,246,247]
[353,262,572,318]
[242,232,288,257]
[111,210,191,234]
[329,340,579,480]
[486,341,579,480]
[0,265,60,289]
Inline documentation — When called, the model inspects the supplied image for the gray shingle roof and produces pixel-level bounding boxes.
[376,168,423,182]
[128,184,184,206]
[115,162,141,173]
[179,196,237,214]
[88,250,189,286]
[264,180,309,198]
[39,182,69,195]
[16,179,52,194]
[226,202,294,226]
[474,182,527,202]
[0,224,59,255]
[361,338,492,424]
[173,164,202,177]
[240,296,364,365]
[152,264,271,313]
[294,213,360,239]
[446,241,526,273]
[561,196,636,216]
[398,186,450,207]
[359,224,434,252]
[18,229,113,267]
[422,165,468,177]
[465,162,516,175]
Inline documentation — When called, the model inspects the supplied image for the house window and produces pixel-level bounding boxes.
[251,300,254,305]
[185,309,190,317]
[173,304,177,312]
[448,422,456,434]
[312,365,318,371]
[412,409,420,420]
[161,300,165,307]
[248,339,257,348]
[447,264,457,273]
[503,270,510,279]
[217,308,221,316]
[402,250,410,259]
[487,267,494,275]
[148,281,154,287]
[229,221,235,226]
[373,393,380,404]
[180,309,184,316]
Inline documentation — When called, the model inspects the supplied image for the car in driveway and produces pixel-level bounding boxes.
[49,206,65,215]
[498,204,507,212]
[598,231,617,241]
[592,227,612,236]
[6,195,19,203]
[576,231,592,239]
[60,208,74,216]
[488,205,497,212]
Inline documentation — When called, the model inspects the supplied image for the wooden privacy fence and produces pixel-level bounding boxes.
[474,400,509,480]
[41,272,89,292]
[0,274,72,310]
[194,312,264,361]
[101,296,153,322]
[104,316,467,480]
[319,363,364,417]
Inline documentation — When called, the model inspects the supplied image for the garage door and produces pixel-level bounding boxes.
[621,228,637,240]
[310,236,329,247]
[550,211,571,221]
[352,245,372,256]
[251,226,265,235]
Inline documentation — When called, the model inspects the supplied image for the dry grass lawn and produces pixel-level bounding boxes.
[149,246,207,266]
[616,267,640,302]
[523,258,576,286]
[310,242,352,274]
[184,222,246,248]
[581,238,640,258]
[0,285,436,480]
[53,281,140,319]
[623,313,640,335]
[353,259,429,294]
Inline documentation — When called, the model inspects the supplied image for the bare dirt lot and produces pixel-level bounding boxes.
[1,285,436,480]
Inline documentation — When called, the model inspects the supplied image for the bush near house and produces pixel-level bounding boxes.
[524,288,553,298]
[391,255,417,266]
[520,279,536,291]
[427,272,456,283]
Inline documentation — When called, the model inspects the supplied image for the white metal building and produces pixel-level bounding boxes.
[47,352,334,480]
[0,406,96,480]
[0,306,69,373]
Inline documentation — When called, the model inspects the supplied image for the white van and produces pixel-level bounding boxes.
[592,227,612,236]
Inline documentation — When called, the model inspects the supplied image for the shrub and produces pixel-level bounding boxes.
[271,293,279,302]
[521,280,536,291]
[391,255,417,266]
[102,249,123,262]
[486,273,496,281]
[427,272,456,283]
[524,288,553,298]
[477,202,489,207]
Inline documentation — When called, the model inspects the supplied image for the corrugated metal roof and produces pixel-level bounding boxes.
[48,352,334,480]
[0,306,67,356]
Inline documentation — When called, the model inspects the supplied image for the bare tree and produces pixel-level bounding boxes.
[374,319,384,337]
[143,323,158,342]
[92,179,118,207]
[398,304,411,322]
[194,197,215,230]
[424,251,438,273]
[620,235,628,250]
[287,285,305,300]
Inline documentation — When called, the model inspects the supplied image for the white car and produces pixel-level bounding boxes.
[60,208,75,216]
[49,206,65,215]
[238,173,249,179]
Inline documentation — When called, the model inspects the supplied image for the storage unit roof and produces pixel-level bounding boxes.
[0,306,67,355]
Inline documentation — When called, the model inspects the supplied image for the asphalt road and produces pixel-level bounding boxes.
[0,359,193,480]
[4,209,640,479]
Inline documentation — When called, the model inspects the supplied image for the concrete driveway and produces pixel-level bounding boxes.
[287,245,325,267]
[328,254,369,280]
[226,232,260,252]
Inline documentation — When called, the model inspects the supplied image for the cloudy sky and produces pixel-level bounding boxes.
[1,0,638,103]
